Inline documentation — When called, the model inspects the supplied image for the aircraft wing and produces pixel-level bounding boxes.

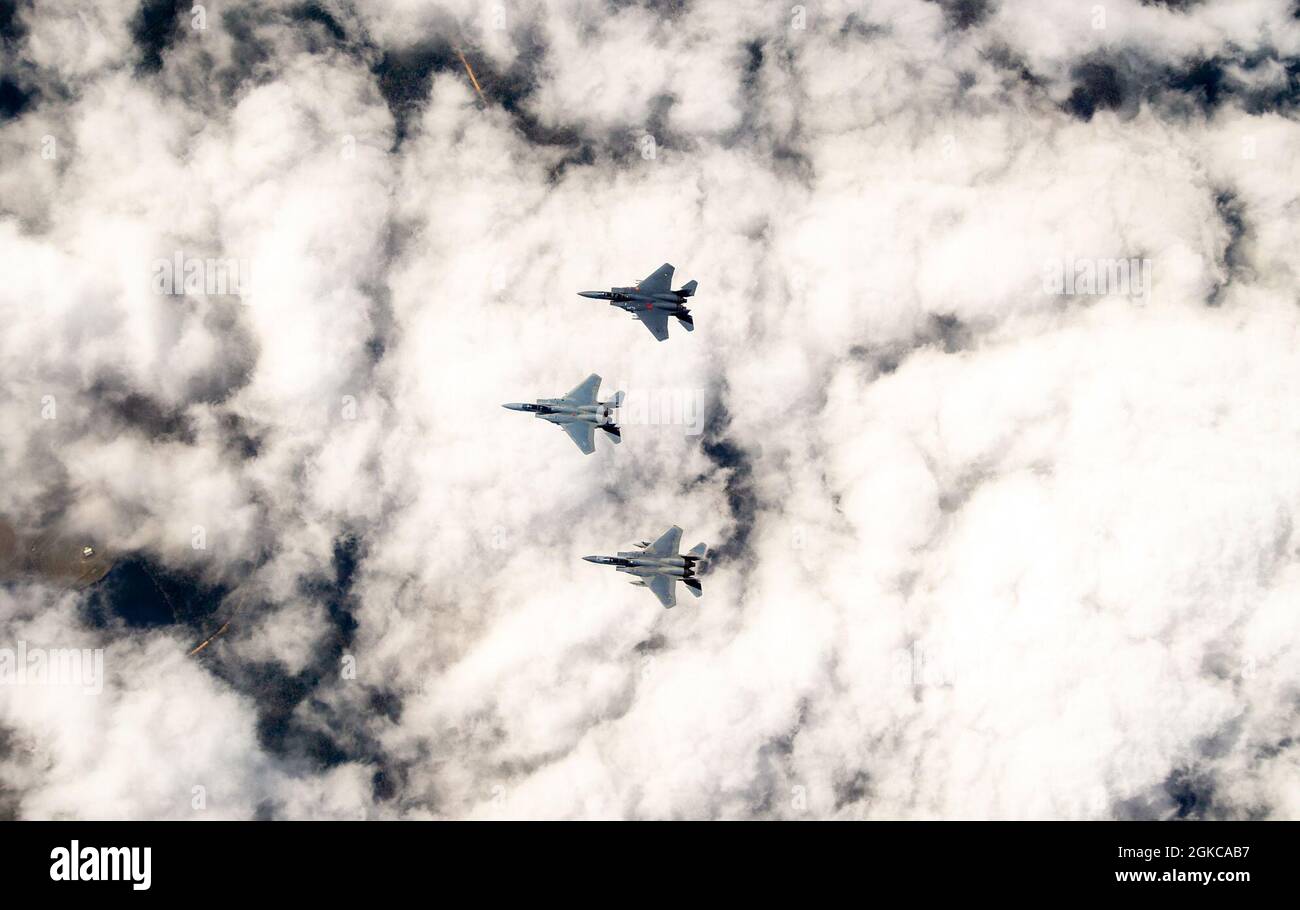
[563,421,596,455]
[647,574,677,609]
[646,525,682,556]
[563,373,601,406]
[638,308,671,342]
[638,263,674,294]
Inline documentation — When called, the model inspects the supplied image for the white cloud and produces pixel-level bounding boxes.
[0,0,1297,820]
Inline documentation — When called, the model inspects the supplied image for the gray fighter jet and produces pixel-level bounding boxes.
[578,263,698,342]
[583,525,706,608]
[502,373,624,455]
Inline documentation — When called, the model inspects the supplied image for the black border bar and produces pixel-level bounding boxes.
[3,820,1293,897]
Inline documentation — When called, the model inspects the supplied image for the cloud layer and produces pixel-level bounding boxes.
[1,0,1298,819]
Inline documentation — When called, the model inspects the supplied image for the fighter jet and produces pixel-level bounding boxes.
[578,263,698,342]
[502,373,624,455]
[583,525,707,608]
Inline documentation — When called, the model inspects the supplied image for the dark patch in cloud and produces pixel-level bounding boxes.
[91,385,196,444]
[296,1,347,43]
[360,253,398,367]
[937,464,990,514]
[221,7,272,62]
[0,0,27,45]
[481,22,548,116]
[1166,57,1225,111]
[0,76,34,121]
[373,39,459,145]
[187,311,259,404]
[926,0,994,31]
[242,658,351,768]
[725,38,812,182]
[928,313,972,353]
[1113,765,1226,819]
[131,0,189,74]
[633,633,667,654]
[0,726,19,820]
[616,0,691,17]
[467,27,647,167]
[840,13,888,40]
[833,769,872,809]
[695,390,758,564]
[848,312,980,382]
[641,91,678,147]
[204,2,365,101]
[982,44,1044,89]
[218,412,263,461]
[203,534,401,797]
[83,556,229,630]
[870,349,899,374]
[1066,60,1125,121]
[1157,53,1298,117]
[747,700,808,815]
[1064,50,1299,123]
[372,28,661,172]
[1209,190,1247,306]
[546,142,597,183]
[1232,53,1300,114]
[371,765,398,801]
[307,533,361,643]
[1256,736,1293,760]
[368,687,403,724]
[213,5,285,99]
[1164,767,1214,819]
[741,38,763,87]
[1215,190,1247,268]
[561,93,687,181]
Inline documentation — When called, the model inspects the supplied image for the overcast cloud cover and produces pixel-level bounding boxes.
[1,0,1298,819]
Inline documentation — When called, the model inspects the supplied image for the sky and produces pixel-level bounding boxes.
[0,0,1298,819]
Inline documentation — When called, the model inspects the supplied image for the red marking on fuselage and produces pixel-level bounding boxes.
[645,302,653,309]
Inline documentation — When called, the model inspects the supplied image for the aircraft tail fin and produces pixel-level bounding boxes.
[604,391,624,409]
[687,542,707,559]
[676,310,694,331]
[683,578,703,598]
[600,424,622,444]
[676,279,698,298]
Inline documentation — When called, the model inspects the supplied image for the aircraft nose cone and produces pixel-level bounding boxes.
[582,555,603,563]
[577,291,603,299]
[502,403,526,411]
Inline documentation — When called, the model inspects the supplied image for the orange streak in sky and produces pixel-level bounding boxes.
[456,48,485,101]
[188,621,230,657]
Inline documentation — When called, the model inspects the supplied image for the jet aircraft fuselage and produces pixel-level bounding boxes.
[582,526,707,608]
[502,374,623,455]
[578,263,699,342]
